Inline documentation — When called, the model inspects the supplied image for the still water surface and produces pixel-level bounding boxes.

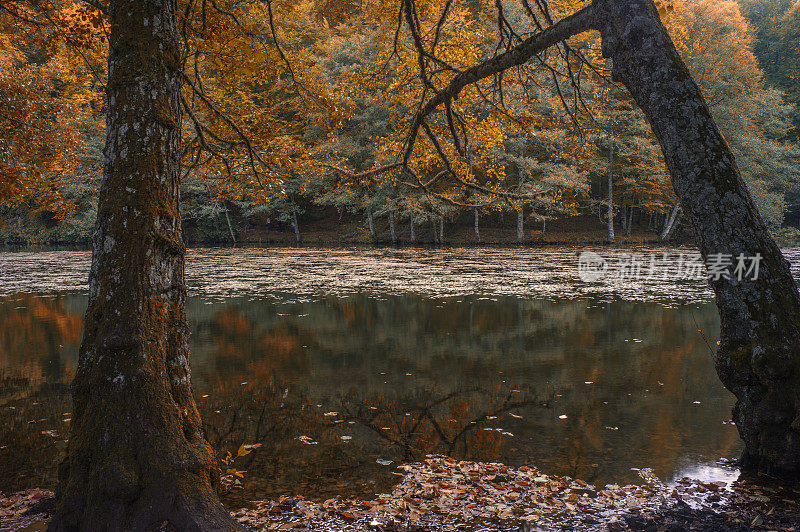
[2,247,799,504]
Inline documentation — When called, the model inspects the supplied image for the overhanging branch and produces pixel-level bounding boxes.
[402,2,597,165]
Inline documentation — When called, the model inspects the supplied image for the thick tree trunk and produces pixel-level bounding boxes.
[49,1,240,529]
[594,0,800,477]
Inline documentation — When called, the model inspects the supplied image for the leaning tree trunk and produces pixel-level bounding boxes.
[660,202,681,240]
[594,0,800,477]
[223,202,236,245]
[49,0,241,529]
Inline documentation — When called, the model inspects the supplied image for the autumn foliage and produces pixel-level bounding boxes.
[0,0,798,238]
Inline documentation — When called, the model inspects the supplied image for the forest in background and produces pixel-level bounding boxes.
[1,0,799,246]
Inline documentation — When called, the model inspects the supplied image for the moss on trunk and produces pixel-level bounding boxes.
[592,0,800,478]
[49,0,241,529]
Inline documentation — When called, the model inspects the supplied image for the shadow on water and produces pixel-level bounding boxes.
[4,246,790,504]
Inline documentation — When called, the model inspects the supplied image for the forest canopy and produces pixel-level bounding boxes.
[1,0,798,244]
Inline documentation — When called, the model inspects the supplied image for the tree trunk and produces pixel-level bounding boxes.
[367,209,375,240]
[595,0,800,478]
[607,144,615,242]
[49,0,240,529]
[660,202,681,240]
[291,211,300,244]
[439,216,445,243]
[626,204,634,236]
[620,205,627,233]
[517,171,525,242]
[474,208,480,242]
[223,202,236,245]
[409,210,416,243]
[388,211,397,245]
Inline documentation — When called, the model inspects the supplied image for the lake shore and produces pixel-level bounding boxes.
[1,214,690,250]
[3,456,799,531]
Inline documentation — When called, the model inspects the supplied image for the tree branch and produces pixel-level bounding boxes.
[402,3,597,165]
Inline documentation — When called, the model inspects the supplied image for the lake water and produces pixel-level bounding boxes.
[2,246,799,505]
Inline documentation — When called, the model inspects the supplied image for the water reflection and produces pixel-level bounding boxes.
[0,247,776,505]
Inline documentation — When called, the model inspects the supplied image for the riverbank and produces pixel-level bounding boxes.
[3,456,799,531]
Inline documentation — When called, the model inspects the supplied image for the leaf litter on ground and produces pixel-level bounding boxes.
[227,455,800,531]
[3,456,800,531]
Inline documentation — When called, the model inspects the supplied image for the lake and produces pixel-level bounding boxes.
[2,246,798,505]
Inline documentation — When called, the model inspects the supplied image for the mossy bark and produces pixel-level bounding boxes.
[49,0,241,529]
[592,0,800,477]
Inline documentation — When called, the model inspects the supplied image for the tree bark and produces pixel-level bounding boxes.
[474,208,480,242]
[594,0,800,478]
[439,216,445,244]
[409,210,416,243]
[49,1,240,529]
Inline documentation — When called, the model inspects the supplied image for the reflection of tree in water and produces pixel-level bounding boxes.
[338,386,542,462]
[0,294,80,493]
[198,372,542,505]
[0,293,82,393]
[0,387,70,492]
[0,292,740,502]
